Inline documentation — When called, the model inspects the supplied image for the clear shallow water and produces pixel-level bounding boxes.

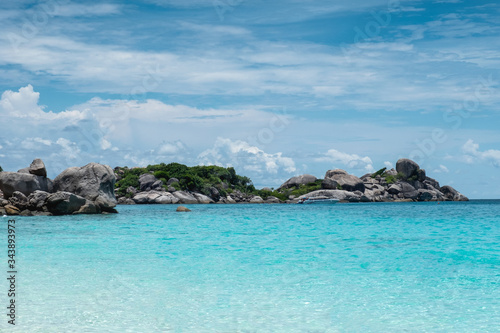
[1,201,499,332]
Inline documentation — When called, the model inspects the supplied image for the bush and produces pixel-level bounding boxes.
[371,167,386,178]
[0,165,3,172]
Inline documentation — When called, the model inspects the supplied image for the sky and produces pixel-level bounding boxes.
[0,0,499,198]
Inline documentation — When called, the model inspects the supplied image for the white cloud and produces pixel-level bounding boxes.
[433,164,449,173]
[384,161,393,169]
[315,149,374,172]
[462,139,500,167]
[198,137,296,176]
[53,3,122,17]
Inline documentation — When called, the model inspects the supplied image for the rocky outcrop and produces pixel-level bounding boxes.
[278,174,317,190]
[324,169,365,192]
[53,163,117,212]
[396,158,419,180]
[29,159,47,177]
[0,172,52,198]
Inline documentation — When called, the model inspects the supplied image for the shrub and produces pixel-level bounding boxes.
[371,167,386,178]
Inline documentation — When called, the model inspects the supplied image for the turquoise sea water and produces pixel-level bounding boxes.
[1,201,499,332]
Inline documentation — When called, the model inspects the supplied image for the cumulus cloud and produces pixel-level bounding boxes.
[433,164,450,173]
[462,139,500,167]
[384,161,393,169]
[315,149,374,172]
[198,137,296,176]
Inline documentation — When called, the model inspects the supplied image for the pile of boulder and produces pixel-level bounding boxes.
[285,158,468,203]
[0,159,117,216]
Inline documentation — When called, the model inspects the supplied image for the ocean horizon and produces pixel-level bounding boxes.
[1,200,498,332]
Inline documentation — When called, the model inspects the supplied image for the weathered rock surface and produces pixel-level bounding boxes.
[278,174,317,190]
[324,170,365,192]
[46,192,87,215]
[172,191,198,204]
[29,159,47,177]
[0,172,52,198]
[396,158,420,179]
[249,195,264,203]
[138,174,157,191]
[176,205,191,212]
[53,163,117,212]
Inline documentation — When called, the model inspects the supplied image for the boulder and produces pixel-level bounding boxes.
[139,174,157,191]
[278,174,317,190]
[117,197,136,205]
[417,169,426,182]
[249,195,264,203]
[193,193,214,204]
[396,158,420,179]
[27,190,50,210]
[167,178,179,185]
[151,180,163,190]
[75,201,99,214]
[424,177,440,190]
[321,178,339,190]
[261,187,273,192]
[400,182,418,200]
[440,185,468,201]
[126,186,138,196]
[29,158,47,177]
[298,189,361,202]
[176,206,191,212]
[46,192,87,215]
[207,187,220,201]
[417,189,435,201]
[172,191,198,204]
[9,191,29,210]
[265,196,281,203]
[225,196,236,204]
[53,163,117,212]
[0,172,52,198]
[17,167,30,174]
[154,193,180,204]
[4,205,20,215]
[324,169,364,192]
[388,184,402,195]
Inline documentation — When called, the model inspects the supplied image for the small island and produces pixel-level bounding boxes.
[0,157,467,216]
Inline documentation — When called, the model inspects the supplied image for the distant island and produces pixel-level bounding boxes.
[0,157,467,216]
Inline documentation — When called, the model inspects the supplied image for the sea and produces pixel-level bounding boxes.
[1,201,499,332]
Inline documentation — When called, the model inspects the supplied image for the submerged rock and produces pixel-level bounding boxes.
[176,205,191,212]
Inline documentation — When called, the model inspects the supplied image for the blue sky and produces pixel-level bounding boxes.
[0,0,499,198]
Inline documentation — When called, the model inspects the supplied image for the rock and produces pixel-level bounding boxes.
[126,186,138,196]
[249,196,264,203]
[298,189,361,202]
[400,183,418,200]
[46,192,87,215]
[53,163,117,212]
[424,177,440,190]
[132,191,160,204]
[226,196,236,204]
[0,199,8,206]
[324,169,365,192]
[388,184,402,194]
[417,189,435,201]
[207,187,220,201]
[0,172,52,198]
[172,191,198,204]
[139,174,157,191]
[261,187,273,192]
[167,178,179,185]
[176,206,191,212]
[17,167,30,174]
[396,158,420,179]
[265,196,281,203]
[278,174,317,190]
[167,186,176,192]
[193,193,214,204]
[75,201,99,214]
[417,169,426,182]
[151,180,163,190]
[27,190,50,210]
[29,158,47,177]
[9,191,29,210]
[321,178,339,190]
[4,205,20,215]
[440,185,468,201]
[117,197,136,205]
[20,209,34,216]
[155,193,180,204]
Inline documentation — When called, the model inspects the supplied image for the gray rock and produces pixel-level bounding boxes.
[278,174,317,190]
[226,196,236,204]
[424,177,440,190]
[151,179,163,190]
[261,187,273,192]
[139,174,157,191]
[176,206,191,212]
[75,201,99,214]
[396,158,420,179]
[400,182,418,200]
[167,186,176,192]
[53,163,117,212]
[385,168,398,176]
[17,167,30,174]
[207,187,220,201]
[324,169,364,192]
[126,186,138,196]
[249,195,264,203]
[265,196,281,203]
[193,193,214,204]
[29,158,47,177]
[117,197,136,205]
[321,178,339,190]
[440,185,468,201]
[9,191,29,210]
[46,192,87,215]
[172,191,198,204]
[417,169,426,182]
[298,189,361,202]
[167,178,179,185]
[417,189,435,201]
[0,172,52,198]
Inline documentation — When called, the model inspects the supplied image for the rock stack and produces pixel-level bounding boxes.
[0,159,117,216]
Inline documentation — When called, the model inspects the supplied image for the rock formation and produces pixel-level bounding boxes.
[0,159,117,216]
